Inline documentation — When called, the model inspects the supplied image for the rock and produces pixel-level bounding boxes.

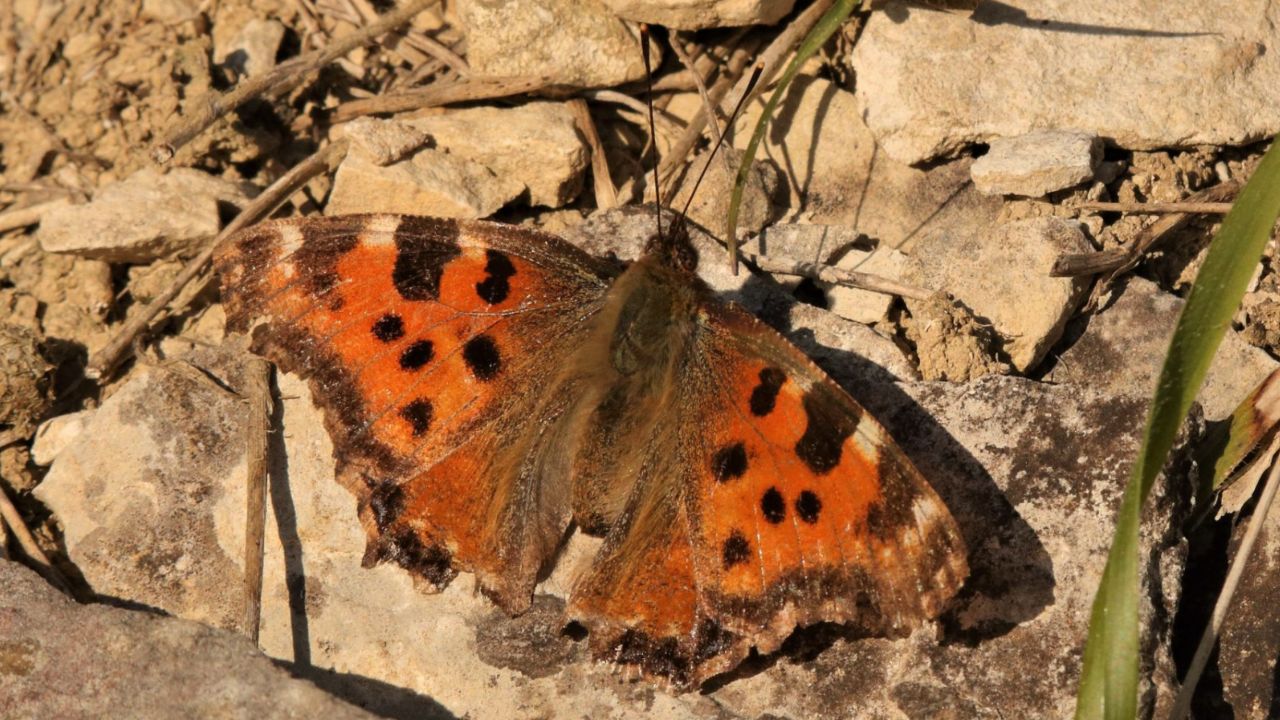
[326,146,523,218]
[34,349,1191,716]
[37,168,254,263]
[140,0,198,24]
[1053,277,1279,420]
[458,0,653,88]
[971,131,1101,197]
[600,0,795,28]
[30,410,94,466]
[735,75,1002,249]
[901,217,1092,372]
[666,147,782,240]
[853,2,1280,164]
[406,102,588,208]
[905,293,1010,381]
[340,117,430,166]
[0,561,379,719]
[1219,503,1280,718]
[214,18,285,78]
[0,323,52,437]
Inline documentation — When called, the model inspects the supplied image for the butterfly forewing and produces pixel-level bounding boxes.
[216,214,618,611]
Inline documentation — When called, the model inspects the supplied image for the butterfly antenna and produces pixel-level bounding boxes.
[674,63,764,234]
[639,24,663,244]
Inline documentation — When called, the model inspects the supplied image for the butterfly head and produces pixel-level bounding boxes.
[643,208,699,276]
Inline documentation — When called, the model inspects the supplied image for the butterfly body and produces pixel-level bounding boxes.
[215,213,967,687]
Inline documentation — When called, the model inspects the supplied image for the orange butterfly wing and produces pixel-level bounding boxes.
[568,285,967,686]
[216,214,619,611]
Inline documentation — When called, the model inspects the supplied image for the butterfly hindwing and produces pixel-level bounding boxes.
[216,214,619,611]
[567,266,967,687]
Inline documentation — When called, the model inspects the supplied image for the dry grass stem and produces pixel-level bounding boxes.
[242,357,273,645]
[753,255,932,300]
[1074,201,1234,214]
[0,481,71,594]
[569,99,619,209]
[334,75,552,121]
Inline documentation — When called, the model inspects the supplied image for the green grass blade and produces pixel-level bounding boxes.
[725,0,859,269]
[1075,137,1280,719]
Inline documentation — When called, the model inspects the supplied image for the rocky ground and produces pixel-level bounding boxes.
[2,1,1280,718]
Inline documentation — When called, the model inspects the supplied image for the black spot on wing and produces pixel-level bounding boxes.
[399,340,435,370]
[392,217,462,301]
[749,367,786,416]
[463,334,502,381]
[476,249,517,304]
[761,487,786,524]
[795,390,859,475]
[371,314,405,342]
[721,530,751,569]
[711,442,747,482]
[400,398,433,435]
[795,490,822,523]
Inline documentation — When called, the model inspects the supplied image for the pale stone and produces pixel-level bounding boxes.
[30,410,94,466]
[458,0,653,88]
[853,1,1280,164]
[37,168,254,262]
[214,18,285,78]
[971,131,1101,197]
[407,102,588,208]
[665,147,782,240]
[339,117,430,166]
[735,75,1002,249]
[901,217,1092,372]
[600,0,795,29]
[325,146,523,218]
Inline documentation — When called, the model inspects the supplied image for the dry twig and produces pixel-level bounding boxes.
[569,99,618,209]
[1072,200,1234,215]
[88,140,350,381]
[152,0,435,162]
[752,255,932,300]
[0,481,72,594]
[242,358,273,646]
[334,75,553,121]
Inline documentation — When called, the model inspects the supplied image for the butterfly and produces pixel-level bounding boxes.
[213,209,968,688]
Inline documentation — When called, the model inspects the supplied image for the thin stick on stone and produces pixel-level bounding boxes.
[752,255,933,301]
[1072,200,1234,214]
[1169,457,1280,719]
[1052,181,1240,279]
[0,198,67,233]
[333,75,553,121]
[88,140,350,381]
[569,99,619,210]
[0,481,72,594]
[152,0,435,162]
[659,0,832,184]
[242,357,273,646]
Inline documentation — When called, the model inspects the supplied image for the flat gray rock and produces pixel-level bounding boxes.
[600,0,794,29]
[0,560,379,720]
[971,131,1101,197]
[853,1,1280,164]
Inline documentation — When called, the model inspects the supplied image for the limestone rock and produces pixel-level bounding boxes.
[736,75,1002,249]
[31,410,94,466]
[971,131,1101,197]
[458,0,654,88]
[407,102,588,208]
[852,1,1280,164]
[1053,277,1279,420]
[600,0,795,28]
[214,18,285,78]
[340,117,430,166]
[326,146,523,218]
[665,147,782,240]
[0,561,378,719]
[902,217,1092,372]
[37,168,254,262]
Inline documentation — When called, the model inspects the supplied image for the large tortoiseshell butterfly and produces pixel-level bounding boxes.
[214,36,966,689]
